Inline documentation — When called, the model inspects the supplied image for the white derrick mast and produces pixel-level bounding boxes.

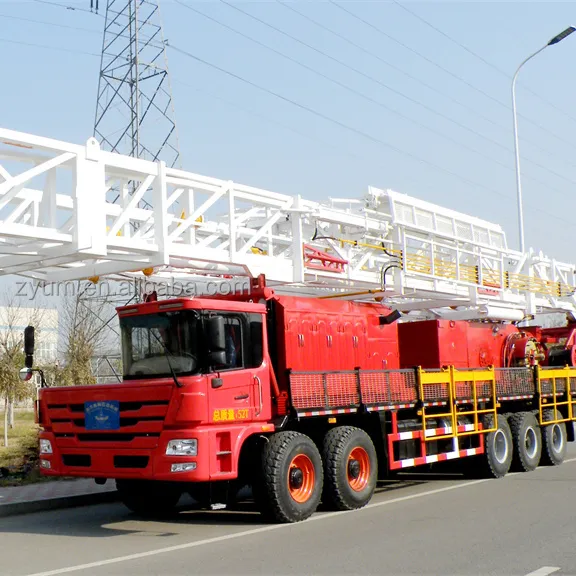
[0,127,574,322]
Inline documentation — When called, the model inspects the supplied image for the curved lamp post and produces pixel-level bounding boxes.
[512,26,576,253]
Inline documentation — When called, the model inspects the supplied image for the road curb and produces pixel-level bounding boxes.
[0,490,120,518]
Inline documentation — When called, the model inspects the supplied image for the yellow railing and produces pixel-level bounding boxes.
[535,366,576,425]
[401,251,576,299]
[451,367,498,438]
[417,367,498,440]
[417,367,456,440]
[415,365,576,434]
[292,238,576,299]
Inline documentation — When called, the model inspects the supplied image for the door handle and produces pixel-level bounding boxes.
[234,394,249,400]
[254,375,262,417]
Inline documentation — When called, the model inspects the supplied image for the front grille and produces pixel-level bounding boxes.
[65,417,164,428]
[46,393,171,448]
[77,433,160,442]
[48,400,170,412]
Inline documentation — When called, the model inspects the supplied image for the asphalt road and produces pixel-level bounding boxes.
[2,448,576,576]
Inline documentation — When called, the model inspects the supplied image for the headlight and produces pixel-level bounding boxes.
[171,463,197,473]
[40,439,52,454]
[166,439,197,456]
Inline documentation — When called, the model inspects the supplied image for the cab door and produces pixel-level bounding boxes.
[207,312,268,424]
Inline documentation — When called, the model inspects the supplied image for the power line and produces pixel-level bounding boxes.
[0,12,99,33]
[6,2,576,230]
[165,42,576,230]
[175,1,517,172]
[8,3,576,189]
[0,20,570,232]
[167,43,512,199]
[329,0,576,153]
[173,78,365,162]
[391,0,576,127]
[276,0,504,133]
[208,0,576,190]
[0,36,100,57]
[21,0,576,182]
[217,1,509,147]
[0,5,564,204]
[0,9,162,49]
[173,81,576,244]
[272,0,576,187]
[31,0,103,16]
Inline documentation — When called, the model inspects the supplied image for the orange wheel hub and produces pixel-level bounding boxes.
[288,454,315,503]
[347,447,370,492]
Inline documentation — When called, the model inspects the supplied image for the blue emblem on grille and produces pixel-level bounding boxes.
[85,401,120,430]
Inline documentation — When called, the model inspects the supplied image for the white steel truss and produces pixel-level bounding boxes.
[1,126,575,322]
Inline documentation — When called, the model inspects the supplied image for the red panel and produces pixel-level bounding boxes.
[399,320,521,369]
[399,320,441,369]
[273,296,400,374]
[438,321,468,368]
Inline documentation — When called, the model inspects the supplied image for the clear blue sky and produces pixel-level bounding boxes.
[2,0,576,263]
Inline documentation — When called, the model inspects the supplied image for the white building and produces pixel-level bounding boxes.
[0,306,58,362]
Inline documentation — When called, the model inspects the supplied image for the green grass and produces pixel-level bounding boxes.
[0,410,75,486]
[0,409,43,485]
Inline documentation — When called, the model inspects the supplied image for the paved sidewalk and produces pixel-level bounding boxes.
[0,478,118,517]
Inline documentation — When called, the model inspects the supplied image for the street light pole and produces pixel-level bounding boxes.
[512,26,576,254]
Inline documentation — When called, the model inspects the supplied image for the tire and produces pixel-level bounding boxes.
[116,479,182,518]
[508,411,542,472]
[463,414,512,479]
[540,409,567,466]
[321,426,377,511]
[255,431,323,523]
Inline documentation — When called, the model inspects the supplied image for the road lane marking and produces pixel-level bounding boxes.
[524,567,560,576]
[23,457,576,576]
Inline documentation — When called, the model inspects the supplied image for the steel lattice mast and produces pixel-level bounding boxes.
[93,0,180,169]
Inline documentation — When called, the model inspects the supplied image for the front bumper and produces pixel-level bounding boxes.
[38,425,249,482]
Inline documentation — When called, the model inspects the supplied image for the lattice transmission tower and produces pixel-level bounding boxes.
[84,0,182,375]
[92,0,180,169]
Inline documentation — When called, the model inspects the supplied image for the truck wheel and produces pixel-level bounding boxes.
[540,409,567,466]
[463,414,512,479]
[116,479,182,518]
[321,426,377,511]
[255,431,323,523]
[508,411,541,472]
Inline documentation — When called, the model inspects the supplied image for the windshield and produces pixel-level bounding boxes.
[120,310,200,379]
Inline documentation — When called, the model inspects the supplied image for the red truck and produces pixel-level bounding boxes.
[21,276,576,523]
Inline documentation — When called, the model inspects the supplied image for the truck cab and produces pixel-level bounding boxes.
[26,296,274,514]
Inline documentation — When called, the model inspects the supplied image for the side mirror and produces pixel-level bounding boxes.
[206,316,226,351]
[206,316,227,369]
[208,350,227,366]
[19,367,33,382]
[24,325,35,369]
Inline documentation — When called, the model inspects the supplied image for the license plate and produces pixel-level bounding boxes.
[84,400,120,430]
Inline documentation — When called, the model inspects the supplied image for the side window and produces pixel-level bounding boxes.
[215,312,264,371]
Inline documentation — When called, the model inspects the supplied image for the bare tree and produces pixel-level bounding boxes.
[56,283,119,386]
[0,291,47,447]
